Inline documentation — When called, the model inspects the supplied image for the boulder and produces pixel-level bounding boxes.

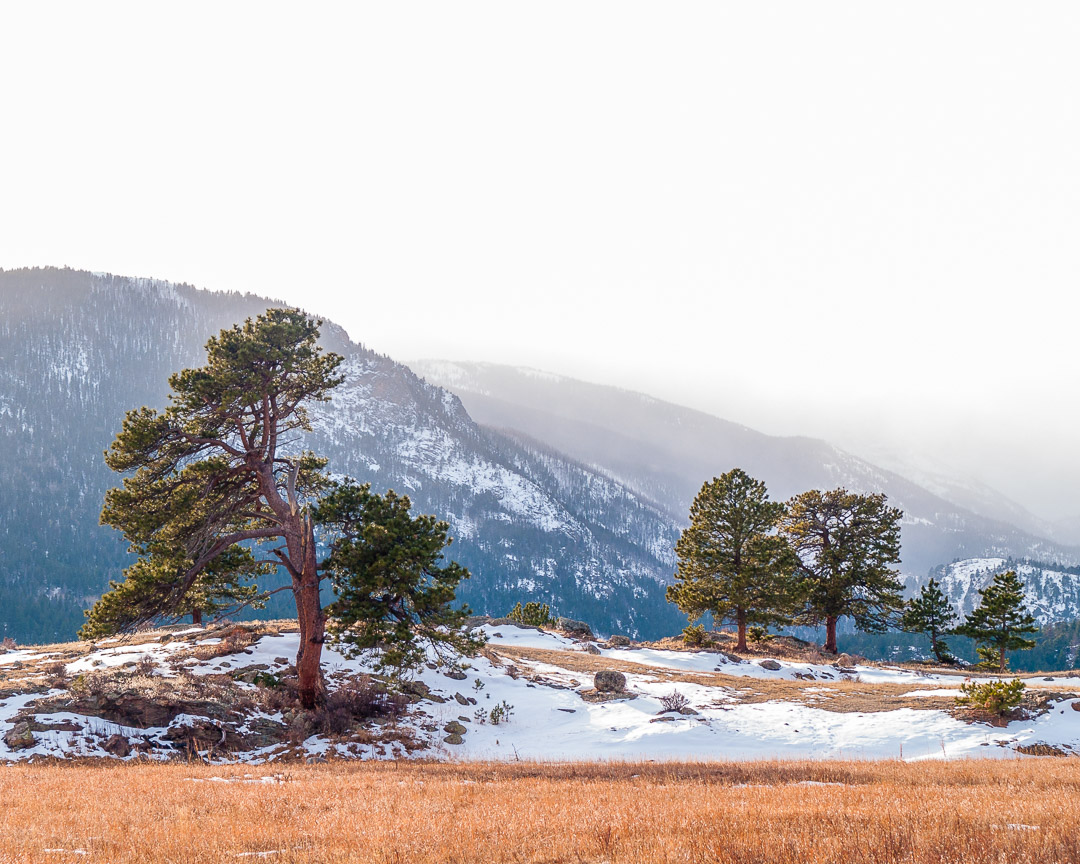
[757,659,782,671]
[103,734,131,758]
[443,720,467,735]
[444,669,468,681]
[453,692,470,705]
[584,643,601,655]
[835,653,855,668]
[443,733,464,745]
[594,670,627,693]
[607,635,632,648]
[556,618,594,640]
[581,690,638,703]
[3,721,36,751]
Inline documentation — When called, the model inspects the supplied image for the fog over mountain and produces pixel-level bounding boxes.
[411,360,1080,583]
[5,266,1080,666]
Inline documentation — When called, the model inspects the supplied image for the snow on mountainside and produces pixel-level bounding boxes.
[413,360,1080,590]
[0,268,684,643]
[304,351,683,635]
[922,558,1080,626]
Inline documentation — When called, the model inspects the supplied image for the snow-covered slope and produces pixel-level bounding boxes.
[4,624,1080,763]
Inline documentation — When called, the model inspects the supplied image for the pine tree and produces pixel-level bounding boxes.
[667,469,799,652]
[954,570,1037,672]
[314,481,483,673]
[82,309,479,707]
[780,488,904,654]
[900,578,957,664]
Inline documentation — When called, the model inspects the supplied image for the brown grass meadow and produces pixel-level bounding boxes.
[1,759,1079,864]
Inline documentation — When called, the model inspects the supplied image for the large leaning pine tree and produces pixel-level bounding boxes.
[780,488,904,654]
[954,570,1037,672]
[82,309,478,707]
[667,469,798,652]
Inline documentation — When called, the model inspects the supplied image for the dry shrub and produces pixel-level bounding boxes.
[310,677,409,735]
[658,690,690,712]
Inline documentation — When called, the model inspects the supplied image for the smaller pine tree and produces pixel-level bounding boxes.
[900,578,957,664]
[954,570,1038,672]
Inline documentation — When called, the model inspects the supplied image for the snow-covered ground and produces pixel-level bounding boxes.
[2,624,1079,763]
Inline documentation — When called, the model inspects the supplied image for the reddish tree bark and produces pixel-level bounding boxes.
[824,615,838,654]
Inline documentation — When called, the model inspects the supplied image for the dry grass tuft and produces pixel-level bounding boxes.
[1,759,1079,863]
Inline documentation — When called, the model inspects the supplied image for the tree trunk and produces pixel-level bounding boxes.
[291,516,326,709]
[999,644,1006,674]
[191,608,202,627]
[736,608,748,653]
[824,615,838,654]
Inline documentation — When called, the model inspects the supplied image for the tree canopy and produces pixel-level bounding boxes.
[780,488,904,654]
[667,469,798,651]
[84,309,478,707]
[315,482,481,673]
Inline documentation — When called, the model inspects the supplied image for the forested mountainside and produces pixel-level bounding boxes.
[413,361,1080,583]
[0,268,683,643]
[918,558,1080,626]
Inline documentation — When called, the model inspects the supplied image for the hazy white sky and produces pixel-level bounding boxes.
[2,3,1078,519]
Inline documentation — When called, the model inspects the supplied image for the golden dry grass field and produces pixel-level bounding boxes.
[1,759,1079,864]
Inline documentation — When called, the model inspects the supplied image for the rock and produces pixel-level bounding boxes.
[757,659,782,671]
[3,721,36,751]
[443,720,467,735]
[1015,743,1071,757]
[454,692,470,705]
[103,734,131,757]
[400,681,430,698]
[444,669,468,681]
[607,635,632,648]
[556,617,594,640]
[581,690,638,703]
[443,733,464,745]
[487,617,540,631]
[594,670,627,693]
[678,706,700,715]
[835,653,855,668]
[1071,701,1080,712]
[584,643,601,655]
[273,657,289,666]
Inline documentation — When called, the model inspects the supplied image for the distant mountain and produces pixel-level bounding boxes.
[0,268,683,643]
[411,361,1080,584]
[848,445,1060,544]
[920,557,1080,627]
